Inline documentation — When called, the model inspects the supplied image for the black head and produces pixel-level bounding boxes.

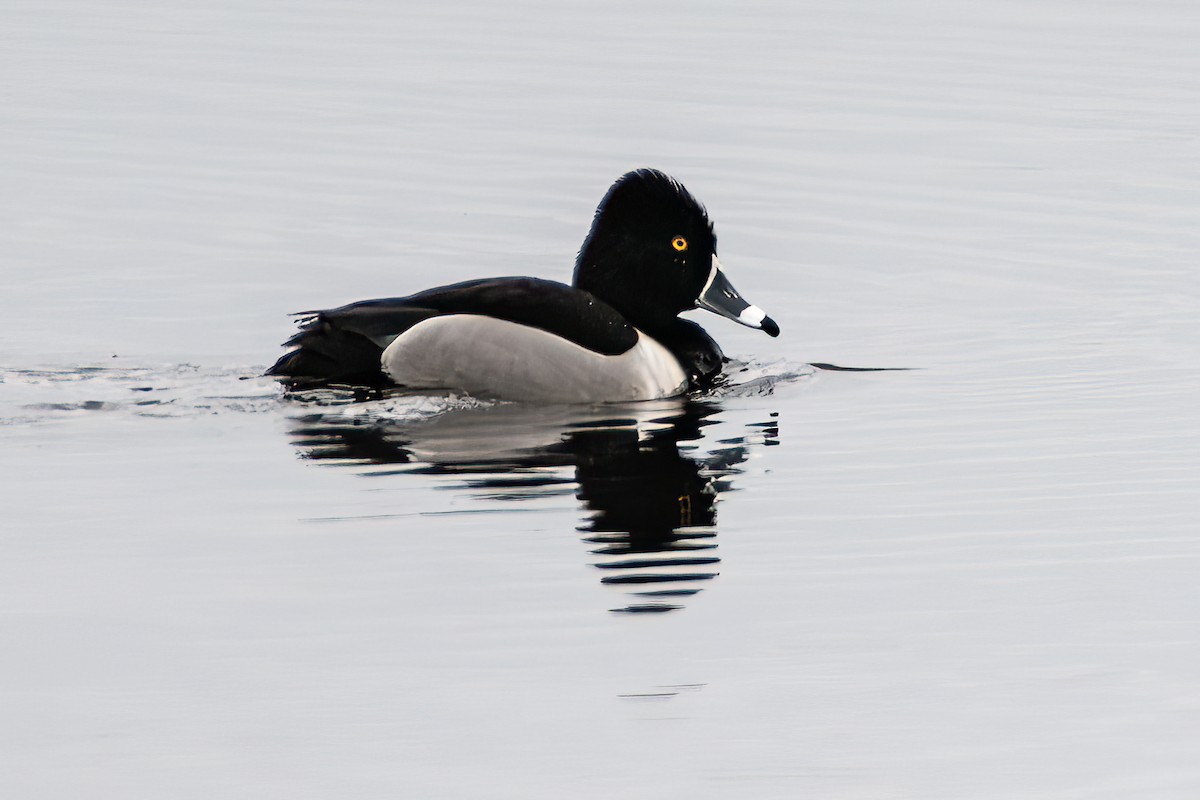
[574,170,716,323]
[573,169,778,338]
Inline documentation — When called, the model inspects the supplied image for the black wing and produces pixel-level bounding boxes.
[266,277,639,386]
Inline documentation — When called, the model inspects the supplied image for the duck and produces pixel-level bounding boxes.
[267,168,780,403]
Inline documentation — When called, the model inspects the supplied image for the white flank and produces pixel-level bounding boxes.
[381,315,688,403]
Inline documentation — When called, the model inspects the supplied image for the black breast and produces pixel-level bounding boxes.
[654,318,727,388]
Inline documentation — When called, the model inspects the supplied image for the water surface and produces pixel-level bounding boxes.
[3,1,1199,798]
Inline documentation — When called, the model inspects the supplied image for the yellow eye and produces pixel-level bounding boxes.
[671,236,688,252]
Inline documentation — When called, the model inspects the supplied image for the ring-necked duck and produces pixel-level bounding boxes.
[267,169,779,402]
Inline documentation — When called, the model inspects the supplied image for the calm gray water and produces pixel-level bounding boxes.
[3,1,1199,797]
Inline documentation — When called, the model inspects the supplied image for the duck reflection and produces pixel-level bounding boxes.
[286,397,778,613]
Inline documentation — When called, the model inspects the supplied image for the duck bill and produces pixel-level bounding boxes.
[696,256,780,337]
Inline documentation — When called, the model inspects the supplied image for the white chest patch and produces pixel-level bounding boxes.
[380,315,688,403]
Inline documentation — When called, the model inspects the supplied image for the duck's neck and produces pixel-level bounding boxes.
[581,281,678,339]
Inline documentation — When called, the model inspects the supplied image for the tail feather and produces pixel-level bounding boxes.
[266,313,392,386]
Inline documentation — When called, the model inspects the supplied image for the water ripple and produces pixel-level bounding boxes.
[284,397,781,614]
